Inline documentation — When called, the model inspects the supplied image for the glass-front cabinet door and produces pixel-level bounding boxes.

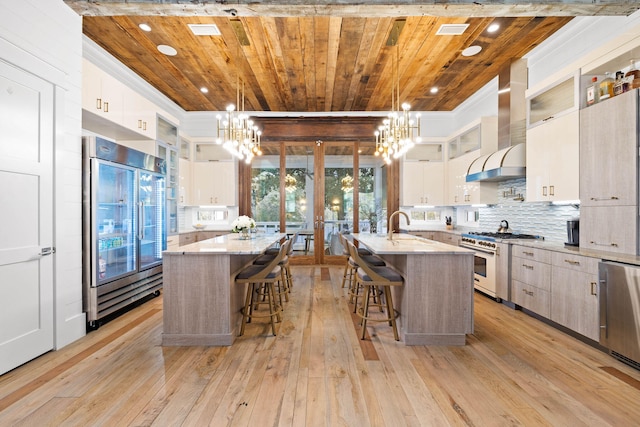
[138,170,166,270]
[95,161,137,285]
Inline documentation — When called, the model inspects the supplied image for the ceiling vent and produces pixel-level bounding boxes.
[188,24,221,36]
[436,24,469,36]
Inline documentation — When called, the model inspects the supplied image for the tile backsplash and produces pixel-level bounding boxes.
[476,178,579,244]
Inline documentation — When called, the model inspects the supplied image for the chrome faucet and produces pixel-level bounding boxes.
[387,210,410,241]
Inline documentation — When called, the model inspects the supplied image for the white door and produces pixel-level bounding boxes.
[0,61,54,375]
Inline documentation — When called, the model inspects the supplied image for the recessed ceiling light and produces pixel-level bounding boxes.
[200,87,209,94]
[430,87,439,94]
[157,45,177,56]
[462,45,482,57]
[487,23,500,33]
[139,23,151,32]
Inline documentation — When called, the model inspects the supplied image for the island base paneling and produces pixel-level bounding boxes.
[162,253,254,346]
[379,253,474,346]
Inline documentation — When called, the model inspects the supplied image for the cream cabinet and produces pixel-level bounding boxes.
[580,89,638,255]
[192,161,236,206]
[525,110,579,202]
[511,246,551,317]
[82,59,158,139]
[82,60,124,124]
[550,252,599,341]
[178,158,191,206]
[447,151,497,205]
[402,161,444,206]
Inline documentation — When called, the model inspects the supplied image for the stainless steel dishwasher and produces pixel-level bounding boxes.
[599,261,640,369]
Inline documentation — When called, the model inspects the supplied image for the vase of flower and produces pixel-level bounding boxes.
[232,215,256,240]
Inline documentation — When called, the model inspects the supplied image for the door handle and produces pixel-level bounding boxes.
[39,247,55,256]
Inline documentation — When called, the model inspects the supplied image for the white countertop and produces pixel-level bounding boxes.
[353,233,474,255]
[164,233,285,255]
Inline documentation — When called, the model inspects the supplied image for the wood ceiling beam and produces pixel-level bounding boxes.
[64,1,639,18]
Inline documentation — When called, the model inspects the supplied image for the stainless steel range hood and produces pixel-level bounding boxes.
[466,59,527,183]
[466,143,526,182]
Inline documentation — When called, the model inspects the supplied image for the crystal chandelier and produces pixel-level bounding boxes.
[374,21,421,164]
[216,77,263,164]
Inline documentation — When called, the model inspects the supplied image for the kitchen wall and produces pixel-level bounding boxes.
[477,178,579,244]
[0,1,85,347]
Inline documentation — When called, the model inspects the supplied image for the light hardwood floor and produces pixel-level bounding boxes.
[1,266,640,426]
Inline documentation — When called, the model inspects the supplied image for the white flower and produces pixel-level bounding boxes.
[232,215,256,233]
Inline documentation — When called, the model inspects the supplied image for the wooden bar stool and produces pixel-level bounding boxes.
[253,236,295,302]
[348,241,403,341]
[344,239,386,311]
[235,241,288,336]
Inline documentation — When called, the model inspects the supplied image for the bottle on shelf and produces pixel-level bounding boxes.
[99,256,106,279]
[586,76,600,106]
[599,72,615,100]
[623,59,640,92]
[614,71,625,96]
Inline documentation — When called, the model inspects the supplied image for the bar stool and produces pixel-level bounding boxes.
[348,240,403,341]
[254,235,295,300]
[339,233,377,288]
[235,241,288,336]
[344,239,386,311]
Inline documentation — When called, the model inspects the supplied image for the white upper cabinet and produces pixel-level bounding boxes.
[525,73,580,202]
[191,142,236,206]
[402,143,445,206]
[526,110,580,202]
[82,59,160,140]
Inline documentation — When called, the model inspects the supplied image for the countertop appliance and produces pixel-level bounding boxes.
[599,261,640,369]
[460,232,541,300]
[82,136,166,328]
[566,219,579,247]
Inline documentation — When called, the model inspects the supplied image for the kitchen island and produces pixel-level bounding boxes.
[352,233,475,345]
[162,233,286,346]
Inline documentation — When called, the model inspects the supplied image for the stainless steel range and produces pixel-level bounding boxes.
[460,232,540,299]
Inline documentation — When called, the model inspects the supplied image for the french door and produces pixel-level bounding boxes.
[250,141,387,265]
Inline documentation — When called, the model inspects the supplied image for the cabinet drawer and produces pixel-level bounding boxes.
[512,245,551,263]
[513,280,550,318]
[512,258,551,291]
[179,232,197,246]
[551,252,599,275]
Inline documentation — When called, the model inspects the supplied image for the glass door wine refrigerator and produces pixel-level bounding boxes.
[82,136,166,328]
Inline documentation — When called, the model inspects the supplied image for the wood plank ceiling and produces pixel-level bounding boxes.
[80,14,574,113]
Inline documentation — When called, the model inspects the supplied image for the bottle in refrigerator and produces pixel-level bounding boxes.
[99,256,106,279]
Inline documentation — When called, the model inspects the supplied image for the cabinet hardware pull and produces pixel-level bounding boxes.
[590,281,597,296]
[104,101,109,113]
[143,121,147,130]
[542,116,554,122]
[96,98,102,110]
[138,119,142,128]
[590,196,619,201]
[542,186,547,196]
[522,289,534,296]
[549,185,554,196]
[589,241,618,247]
[523,251,534,256]
[522,264,534,270]
[564,259,580,265]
